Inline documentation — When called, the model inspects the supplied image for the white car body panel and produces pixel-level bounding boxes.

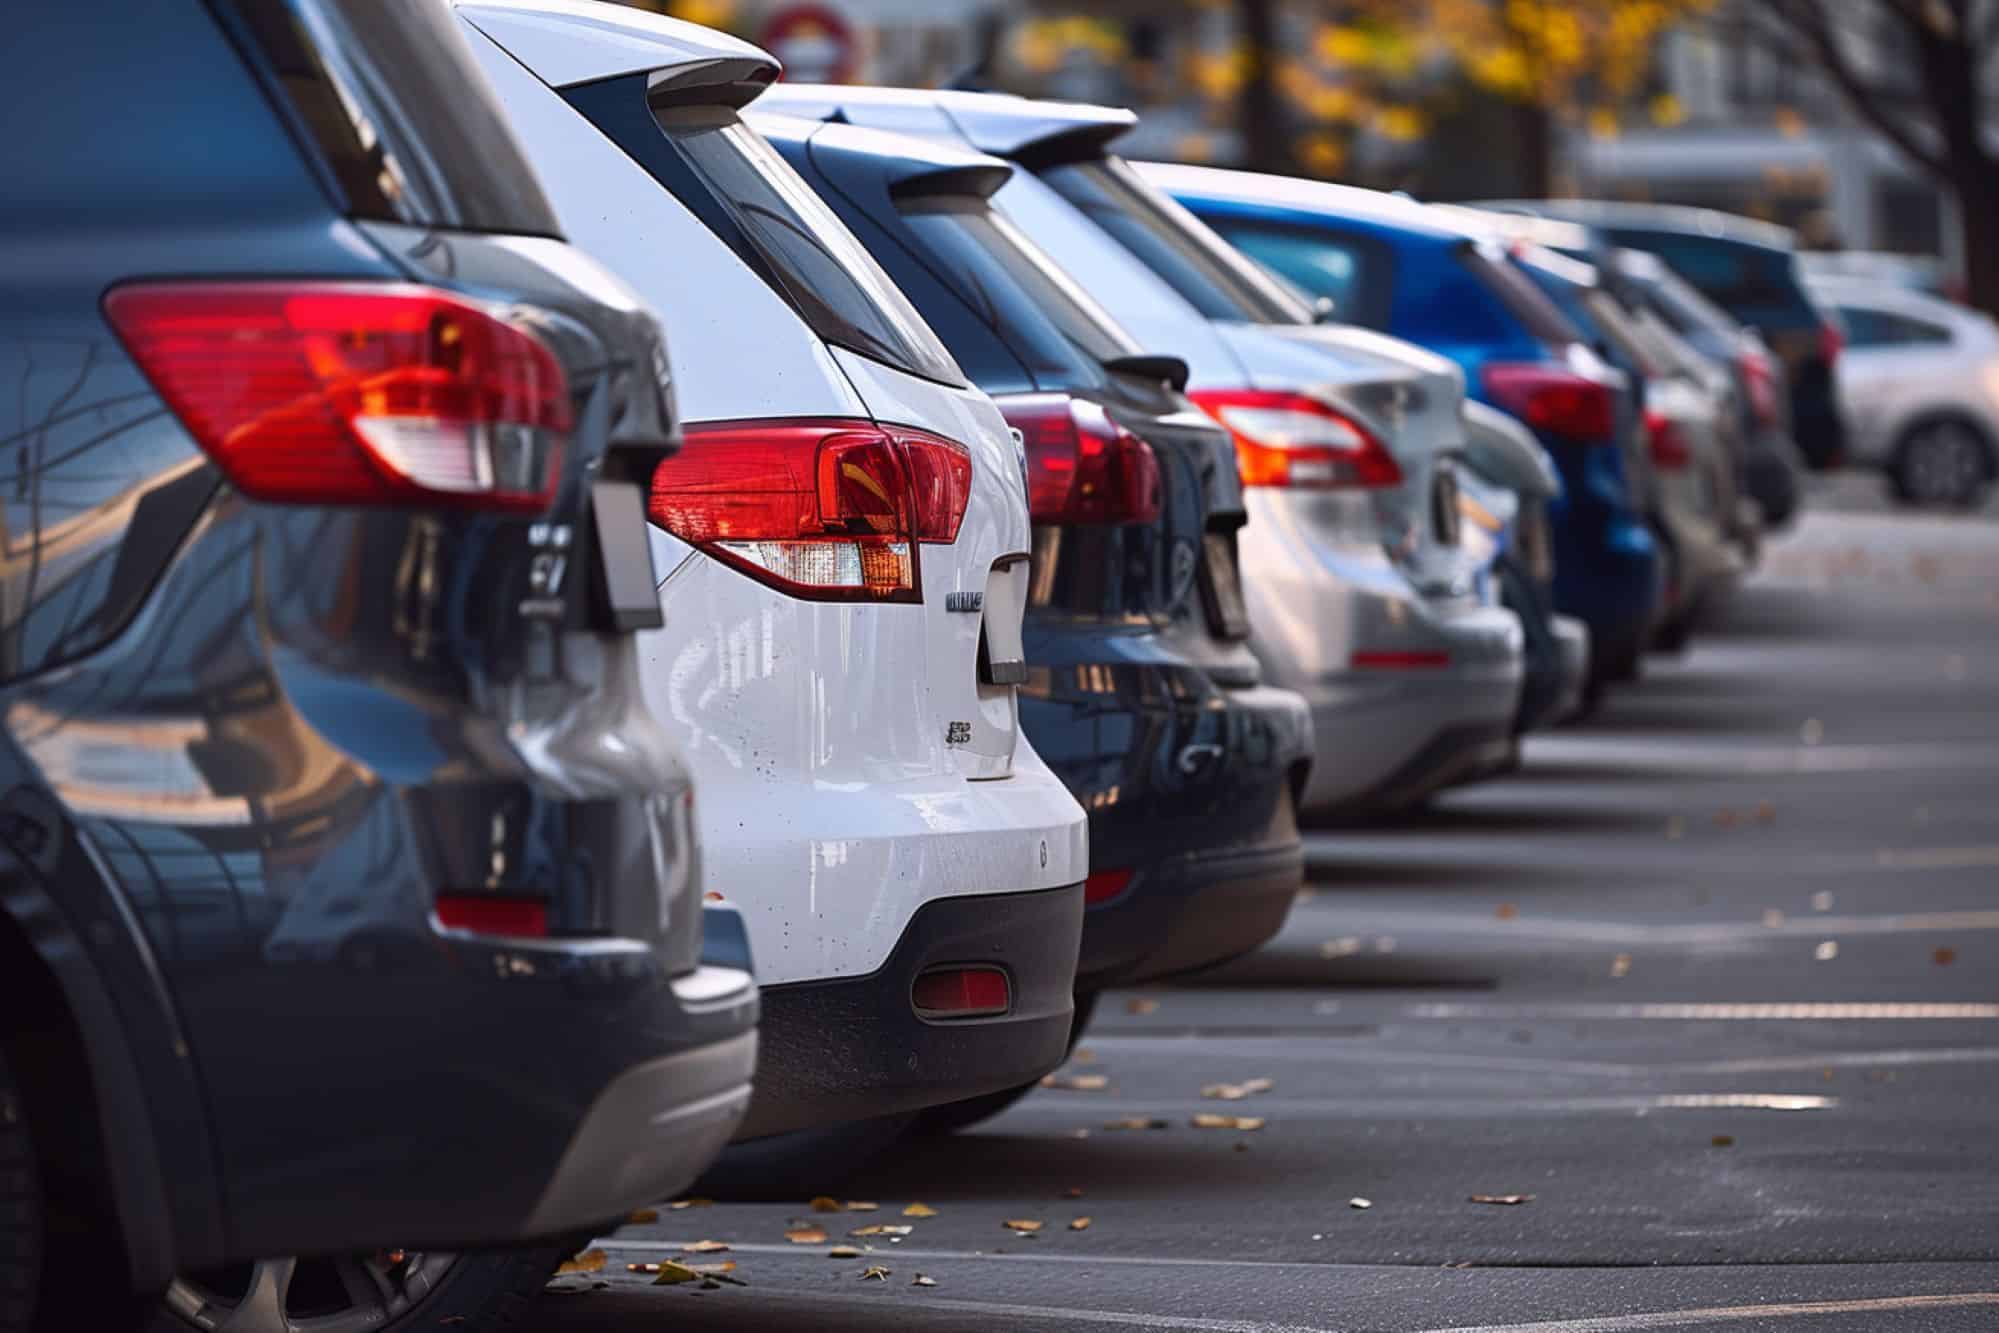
[464,11,1084,986]
[1811,278,1999,470]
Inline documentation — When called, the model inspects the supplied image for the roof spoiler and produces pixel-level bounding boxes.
[647,56,778,111]
[888,162,1013,204]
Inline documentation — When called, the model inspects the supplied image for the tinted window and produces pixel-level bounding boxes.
[901,200,1138,393]
[1459,245,1585,346]
[1041,159,1311,325]
[658,109,966,386]
[1608,229,1814,322]
[221,0,560,235]
[1207,219,1397,329]
[1838,305,1953,348]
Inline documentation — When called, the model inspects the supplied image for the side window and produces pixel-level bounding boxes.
[1209,220,1396,329]
[1839,305,1952,347]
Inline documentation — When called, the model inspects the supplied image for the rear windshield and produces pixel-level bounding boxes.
[657,108,967,386]
[900,199,1138,390]
[1041,158,1312,325]
[1459,244,1585,345]
[220,0,560,235]
[1520,256,1665,378]
[1632,266,1742,342]
[1606,229,1815,319]
[1204,217,1397,329]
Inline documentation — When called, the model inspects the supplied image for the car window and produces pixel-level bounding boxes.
[1040,158,1313,325]
[1837,304,1954,348]
[900,198,1138,391]
[1459,245,1585,346]
[1204,219,1397,330]
[1609,229,1814,321]
[656,108,967,386]
[220,0,561,235]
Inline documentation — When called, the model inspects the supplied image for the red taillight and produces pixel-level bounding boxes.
[997,394,1162,525]
[1644,409,1694,471]
[1819,321,1844,368]
[435,894,549,939]
[1483,363,1617,445]
[646,418,969,602]
[911,966,1011,1018]
[103,282,570,512]
[1084,867,1134,905]
[1738,348,1779,427]
[1188,389,1402,490]
[1351,650,1450,669]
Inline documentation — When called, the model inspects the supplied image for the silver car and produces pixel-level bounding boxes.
[759,86,1527,816]
[1808,276,1999,507]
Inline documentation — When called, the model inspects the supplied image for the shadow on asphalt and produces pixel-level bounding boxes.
[1321,802,1665,836]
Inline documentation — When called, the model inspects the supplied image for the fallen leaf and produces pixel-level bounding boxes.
[849,1224,913,1238]
[680,1240,730,1254]
[1104,1116,1169,1131]
[1811,891,1834,913]
[627,1208,660,1225]
[912,1274,938,1287]
[1763,909,1786,928]
[1935,947,1958,966]
[808,1197,844,1213]
[1468,1194,1534,1206]
[1040,1073,1110,1091]
[667,1198,712,1211]
[1711,1135,1735,1148]
[903,1203,938,1218]
[1814,940,1839,961]
[827,1246,862,1259]
[649,1259,703,1286]
[1610,953,1631,978]
[1349,1197,1373,1210]
[1003,1219,1044,1233]
[1753,801,1776,823]
[1125,997,1159,1016]
[1071,1047,1097,1064]
[1318,936,1362,959]
[1494,903,1518,921]
[1191,1113,1263,1131]
[1241,1077,1274,1095]
[1069,1217,1092,1231]
[846,1201,879,1212]
[784,1228,828,1245]
[1202,1082,1250,1100]
[556,1249,606,1275]
[702,890,725,902]
[860,1266,891,1281]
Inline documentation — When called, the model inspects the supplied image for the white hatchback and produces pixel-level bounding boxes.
[455,0,1088,1184]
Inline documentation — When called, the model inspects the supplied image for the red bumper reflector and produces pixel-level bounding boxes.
[1084,868,1134,905]
[435,895,549,939]
[911,966,1011,1018]
[1351,650,1451,670]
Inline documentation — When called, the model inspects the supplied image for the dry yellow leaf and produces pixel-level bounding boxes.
[1003,1219,1044,1233]
[1935,947,1958,966]
[649,1259,702,1286]
[1104,1116,1169,1131]
[808,1196,844,1213]
[827,1245,862,1259]
[1610,954,1631,978]
[1069,1217,1092,1231]
[1202,1083,1249,1101]
[1241,1077,1274,1095]
[850,1224,913,1238]
[627,1207,660,1225]
[1468,1193,1534,1206]
[1125,997,1159,1016]
[1041,1073,1110,1091]
[784,1227,828,1245]
[1711,1135,1735,1148]
[555,1249,607,1275]
[1495,903,1518,921]
[1191,1113,1263,1131]
[903,1202,938,1218]
[846,1201,879,1212]
[860,1266,892,1281]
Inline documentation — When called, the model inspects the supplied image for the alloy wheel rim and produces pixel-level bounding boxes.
[164,1252,458,1333]
[1908,423,1987,504]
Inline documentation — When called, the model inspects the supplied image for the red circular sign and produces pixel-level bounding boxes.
[759,4,858,85]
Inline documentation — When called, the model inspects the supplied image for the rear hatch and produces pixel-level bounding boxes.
[457,9,1032,779]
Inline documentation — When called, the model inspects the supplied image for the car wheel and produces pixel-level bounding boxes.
[150,1244,575,1333]
[907,991,1101,1138]
[1892,418,1993,508]
[0,1048,41,1333]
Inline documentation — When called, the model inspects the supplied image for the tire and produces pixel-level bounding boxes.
[908,991,1101,1139]
[149,1243,577,1333]
[691,1113,918,1202]
[1891,417,1994,509]
[0,1048,40,1333]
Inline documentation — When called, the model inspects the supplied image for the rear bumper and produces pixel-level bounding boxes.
[734,882,1084,1140]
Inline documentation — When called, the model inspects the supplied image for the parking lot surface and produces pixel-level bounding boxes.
[547,480,1999,1331]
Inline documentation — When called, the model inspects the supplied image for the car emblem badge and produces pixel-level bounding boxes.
[1169,540,1198,603]
[946,591,983,614]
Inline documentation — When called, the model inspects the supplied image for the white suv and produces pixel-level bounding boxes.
[456,0,1087,1186]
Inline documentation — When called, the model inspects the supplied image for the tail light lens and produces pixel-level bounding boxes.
[1189,389,1403,490]
[1645,409,1694,470]
[1819,320,1845,369]
[1483,364,1617,445]
[1084,867,1134,905]
[996,394,1162,525]
[1738,348,1779,427]
[103,282,569,512]
[435,894,549,939]
[647,418,969,603]
[1351,650,1450,669]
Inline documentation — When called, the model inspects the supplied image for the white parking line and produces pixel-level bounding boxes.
[1399,1002,1999,1021]
[1001,1092,1837,1117]
[597,1283,1336,1332]
[1284,909,1999,947]
[1422,1291,1999,1332]
[1876,845,1999,870]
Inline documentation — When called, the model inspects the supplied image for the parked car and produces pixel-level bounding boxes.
[1800,249,1953,300]
[454,3,1088,1190]
[1478,201,1850,473]
[752,112,1315,1127]
[1148,165,1661,697]
[1512,247,1748,651]
[1808,276,1999,507]
[2,2,759,1329]
[763,88,1530,814]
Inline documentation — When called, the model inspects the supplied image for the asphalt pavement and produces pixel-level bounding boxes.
[544,473,1999,1332]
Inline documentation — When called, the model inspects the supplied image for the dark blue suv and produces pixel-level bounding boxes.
[1150,166,1663,694]
[0,3,756,1329]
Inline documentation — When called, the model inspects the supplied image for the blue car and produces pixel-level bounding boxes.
[1143,165,1663,694]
